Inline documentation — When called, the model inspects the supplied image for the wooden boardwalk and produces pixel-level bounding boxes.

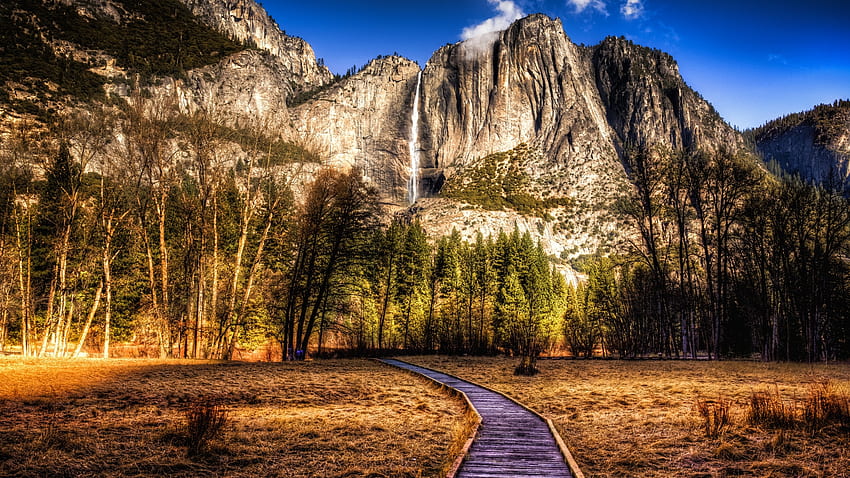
[381,359,574,478]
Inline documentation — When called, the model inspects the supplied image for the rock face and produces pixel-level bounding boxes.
[290,56,422,202]
[420,15,619,186]
[172,0,333,127]
[178,0,333,93]
[287,14,749,258]
[411,15,627,256]
[750,101,850,186]
[591,36,743,152]
[174,49,297,130]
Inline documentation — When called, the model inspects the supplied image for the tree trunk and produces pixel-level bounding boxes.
[103,250,113,359]
[156,194,171,358]
[227,209,272,360]
[208,195,219,359]
[73,282,103,357]
[14,206,33,357]
[377,255,394,352]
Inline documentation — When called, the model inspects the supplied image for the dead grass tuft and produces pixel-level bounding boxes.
[185,396,229,457]
[713,440,744,461]
[803,381,850,433]
[748,387,797,429]
[695,397,731,438]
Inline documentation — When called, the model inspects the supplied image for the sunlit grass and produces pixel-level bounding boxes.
[0,358,466,477]
[405,355,850,477]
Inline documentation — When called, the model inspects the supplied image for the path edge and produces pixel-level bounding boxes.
[387,358,586,478]
[374,359,481,478]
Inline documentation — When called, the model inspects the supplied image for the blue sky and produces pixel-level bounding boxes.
[267,0,849,129]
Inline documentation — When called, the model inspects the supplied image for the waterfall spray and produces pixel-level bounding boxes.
[407,70,422,205]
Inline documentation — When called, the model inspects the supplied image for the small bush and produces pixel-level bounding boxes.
[185,397,228,457]
[514,355,539,376]
[747,388,796,429]
[695,398,731,438]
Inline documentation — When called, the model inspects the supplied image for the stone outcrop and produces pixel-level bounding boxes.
[751,101,850,185]
[290,56,422,202]
[591,36,743,152]
[178,0,333,93]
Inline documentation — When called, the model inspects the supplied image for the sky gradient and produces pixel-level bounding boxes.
[267,0,849,129]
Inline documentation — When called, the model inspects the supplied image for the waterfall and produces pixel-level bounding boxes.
[407,70,422,204]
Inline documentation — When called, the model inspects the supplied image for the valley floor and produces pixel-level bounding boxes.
[0,358,465,477]
[3,356,849,477]
[405,356,850,477]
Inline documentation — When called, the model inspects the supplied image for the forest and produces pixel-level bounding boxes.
[1,99,849,365]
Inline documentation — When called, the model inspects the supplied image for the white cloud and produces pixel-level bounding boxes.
[460,0,526,58]
[621,0,644,20]
[461,0,525,41]
[566,0,607,15]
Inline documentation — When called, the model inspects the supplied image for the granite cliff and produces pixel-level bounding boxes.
[287,14,745,258]
[1,1,755,261]
[748,100,850,186]
[178,0,333,93]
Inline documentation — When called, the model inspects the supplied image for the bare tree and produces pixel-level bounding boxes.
[121,90,184,357]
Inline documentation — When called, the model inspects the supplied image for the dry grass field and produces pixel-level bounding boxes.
[0,358,467,477]
[405,356,850,478]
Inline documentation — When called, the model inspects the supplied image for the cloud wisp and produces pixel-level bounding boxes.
[620,0,644,20]
[566,0,608,15]
[460,0,525,58]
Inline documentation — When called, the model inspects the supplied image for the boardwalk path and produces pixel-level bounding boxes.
[380,359,574,478]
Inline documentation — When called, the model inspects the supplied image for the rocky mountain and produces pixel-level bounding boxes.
[747,100,850,186]
[178,0,333,92]
[1,1,750,262]
[291,14,744,259]
[592,36,743,152]
[0,0,330,131]
[174,0,334,128]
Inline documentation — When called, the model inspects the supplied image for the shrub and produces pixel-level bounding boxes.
[184,396,228,457]
[514,355,539,376]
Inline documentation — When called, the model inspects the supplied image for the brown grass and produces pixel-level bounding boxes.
[0,358,466,477]
[695,397,731,438]
[748,387,797,429]
[404,355,850,477]
[804,381,850,433]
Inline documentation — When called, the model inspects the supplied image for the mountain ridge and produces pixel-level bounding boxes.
[5,0,844,260]
[747,100,850,186]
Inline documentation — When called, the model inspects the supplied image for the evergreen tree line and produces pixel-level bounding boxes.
[1,102,848,362]
[565,147,850,361]
[0,100,566,363]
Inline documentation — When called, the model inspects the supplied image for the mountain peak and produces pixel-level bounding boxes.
[749,100,850,184]
[179,0,332,89]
